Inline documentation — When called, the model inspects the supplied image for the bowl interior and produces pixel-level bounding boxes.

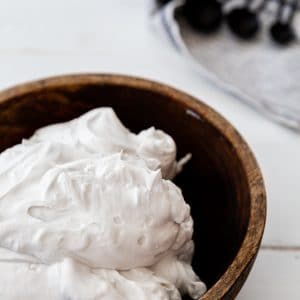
[0,77,252,298]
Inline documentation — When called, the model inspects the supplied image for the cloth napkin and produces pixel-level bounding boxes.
[150,0,300,132]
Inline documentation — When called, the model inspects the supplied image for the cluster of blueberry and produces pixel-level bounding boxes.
[159,0,298,45]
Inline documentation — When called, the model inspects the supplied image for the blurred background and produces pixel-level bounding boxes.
[0,0,299,298]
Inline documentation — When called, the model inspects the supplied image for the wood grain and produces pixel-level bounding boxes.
[0,74,266,299]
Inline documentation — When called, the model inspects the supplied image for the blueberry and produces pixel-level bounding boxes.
[226,8,260,39]
[184,0,223,33]
[157,0,172,4]
[270,21,296,45]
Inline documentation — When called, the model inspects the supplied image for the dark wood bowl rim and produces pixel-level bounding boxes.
[0,74,266,299]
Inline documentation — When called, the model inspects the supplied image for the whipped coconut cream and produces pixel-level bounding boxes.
[30,108,190,179]
[0,108,206,300]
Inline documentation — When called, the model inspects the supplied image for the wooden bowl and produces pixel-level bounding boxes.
[0,74,266,299]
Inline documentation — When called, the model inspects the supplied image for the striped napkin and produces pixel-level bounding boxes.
[150,0,300,132]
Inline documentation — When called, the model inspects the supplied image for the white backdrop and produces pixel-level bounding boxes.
[0,0,299,298]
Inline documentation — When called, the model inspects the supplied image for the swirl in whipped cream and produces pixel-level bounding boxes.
[30,108,189,179]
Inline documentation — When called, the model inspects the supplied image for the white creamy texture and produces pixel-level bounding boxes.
[0,108,206,300]
[30,107,189,179]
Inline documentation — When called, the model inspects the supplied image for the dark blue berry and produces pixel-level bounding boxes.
[157,0,172,4]
[184,0,223,33]
[226,8,260,39]
[270,21,296,45]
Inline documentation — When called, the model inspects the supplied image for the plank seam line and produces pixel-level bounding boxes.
[261,245,300,251]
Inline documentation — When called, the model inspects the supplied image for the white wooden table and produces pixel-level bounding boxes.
[0,0,299,298]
